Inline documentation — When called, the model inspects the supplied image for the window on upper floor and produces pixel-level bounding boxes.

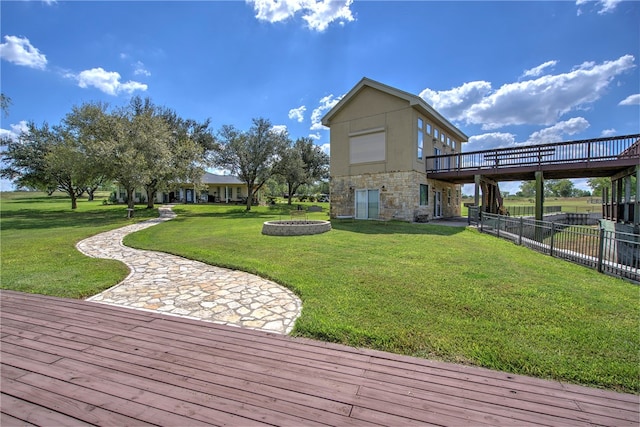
[417,118,424,160]
[350,130,386,164]
[434,147,441,170]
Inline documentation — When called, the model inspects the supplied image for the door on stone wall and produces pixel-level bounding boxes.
[355,189,379,219]
[434,191,442,218]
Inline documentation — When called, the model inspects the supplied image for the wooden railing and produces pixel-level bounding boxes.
[425,134,640,173]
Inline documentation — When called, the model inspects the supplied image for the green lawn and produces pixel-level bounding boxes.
[1,194,638,393]
[461,196,603,217]
[0,191,159,298]
[125,203,638,393]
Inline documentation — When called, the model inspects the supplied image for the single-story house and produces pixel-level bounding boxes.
[116,172,257,204]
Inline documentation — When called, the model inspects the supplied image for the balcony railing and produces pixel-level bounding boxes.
[425,134,640,174]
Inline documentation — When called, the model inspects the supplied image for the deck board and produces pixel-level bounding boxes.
[1,290,638,426]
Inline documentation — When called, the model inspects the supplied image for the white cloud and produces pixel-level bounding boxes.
[308,132,321,140]
[271,124,288,134]
[302,0,354,31]
[0,35,47,70]
[319,142,330,155]
[420,81,492,122]
[576,0,623,15]
[525,117,590,145]
[288,105,306,122]
[421,55,636,130]
[74,67,148,96]
[310,94,342,130]
[466,132,517,152]
[601,128,617,137]
[247,0,354,31]
[133,61,151,77]
[521,60,558,79]
[0,120,29,141]
[619,94,640,106]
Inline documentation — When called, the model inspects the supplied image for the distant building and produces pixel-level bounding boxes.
[321,77,468,221]
[116,172,255,204]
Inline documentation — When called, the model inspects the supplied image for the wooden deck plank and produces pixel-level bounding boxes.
[2,290,638,427]
[0,394,91,427]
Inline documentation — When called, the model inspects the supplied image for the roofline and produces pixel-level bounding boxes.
[321,77,469,142]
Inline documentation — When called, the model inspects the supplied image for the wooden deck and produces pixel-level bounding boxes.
[1,290,638,426]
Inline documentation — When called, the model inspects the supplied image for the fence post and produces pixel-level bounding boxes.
[519,217,523,246]
[550,222,555,257]
[497,215,501,238]
[597,227,605,273]
[480,211,484,232]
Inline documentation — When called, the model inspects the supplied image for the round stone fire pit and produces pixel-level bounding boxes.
[262,220,332,236]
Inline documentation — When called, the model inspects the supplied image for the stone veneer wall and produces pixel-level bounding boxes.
[330,171,460,221]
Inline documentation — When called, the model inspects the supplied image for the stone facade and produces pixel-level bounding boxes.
[331,171,460,221]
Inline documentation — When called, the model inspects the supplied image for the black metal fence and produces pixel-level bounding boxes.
[468,207,639,283]
[504,205,562,217]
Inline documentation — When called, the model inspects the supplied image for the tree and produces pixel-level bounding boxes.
[102,98,172,210]
[156,110,217,208]
[1,93,11,117]
[1,121,57,194]
[0,106,108,209]
[275,137,329,205]
[62,102,112,201]
[518,181,536,198]
[213,118,287,211]
[546,179,575,198]
[587,177,611,198]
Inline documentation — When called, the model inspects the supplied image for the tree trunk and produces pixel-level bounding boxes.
[127,187,135,209]
[246,183,252,211]
[146,188,155,209]
[71,192,78,209]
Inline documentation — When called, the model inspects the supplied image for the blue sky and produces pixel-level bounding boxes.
[1,0,639,194]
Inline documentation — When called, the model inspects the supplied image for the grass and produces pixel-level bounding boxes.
[461,196,603,217]
[0,191,159,298]
[1,194,638,393]
[125,203,639,394]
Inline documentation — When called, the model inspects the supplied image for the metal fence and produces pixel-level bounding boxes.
[468,207,639,283]
[504,205,562,217]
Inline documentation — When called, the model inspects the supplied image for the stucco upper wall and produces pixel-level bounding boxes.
[328,86,410,128]
[329,90,416,176]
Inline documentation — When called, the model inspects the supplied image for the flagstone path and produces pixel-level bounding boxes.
[77,206,301,334]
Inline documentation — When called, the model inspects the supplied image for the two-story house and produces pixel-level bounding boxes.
[321,77,469,221]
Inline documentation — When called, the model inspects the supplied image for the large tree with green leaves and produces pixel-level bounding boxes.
[101,97,173,210]
[213,117,288,211]
[1,103,111,209]
[155,110,217,208]
[587,177,611,198]
[275,137,329,205]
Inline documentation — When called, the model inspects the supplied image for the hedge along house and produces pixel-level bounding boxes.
[321,77,469,221]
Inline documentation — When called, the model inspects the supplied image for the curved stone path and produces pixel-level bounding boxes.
[77,206,301,334]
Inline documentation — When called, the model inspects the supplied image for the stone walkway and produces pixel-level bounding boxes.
[77,206,302,334]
